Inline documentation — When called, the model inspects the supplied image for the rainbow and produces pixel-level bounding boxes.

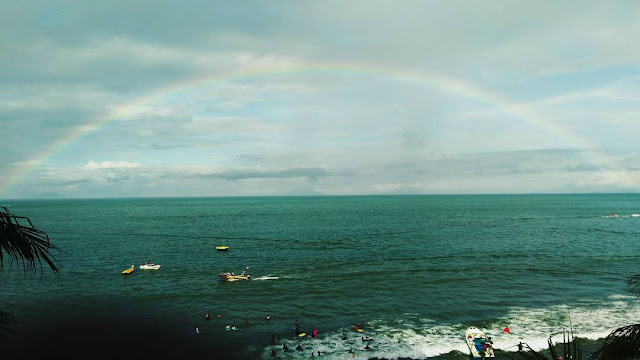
[0,62,629,197]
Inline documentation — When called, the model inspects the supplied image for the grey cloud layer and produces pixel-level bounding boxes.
[2,1,640,198]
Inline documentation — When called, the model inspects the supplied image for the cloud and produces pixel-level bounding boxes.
[84,161,141,170]
[3,2,640,199]
[564,162,601,172]
[189,167,330,181]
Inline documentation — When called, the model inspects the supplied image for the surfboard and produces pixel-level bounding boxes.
[298,333,307,337]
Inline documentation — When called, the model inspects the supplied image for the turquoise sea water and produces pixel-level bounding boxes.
[2,194,640,358]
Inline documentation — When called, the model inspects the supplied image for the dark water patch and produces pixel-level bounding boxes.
[6,306,247,359]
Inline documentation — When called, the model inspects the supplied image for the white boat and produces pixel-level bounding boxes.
[140,263,161,270]
[465,327,495,358]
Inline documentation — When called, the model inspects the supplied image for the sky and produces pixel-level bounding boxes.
[2,1,640,199]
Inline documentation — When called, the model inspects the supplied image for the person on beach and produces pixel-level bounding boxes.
[518,342,523,351]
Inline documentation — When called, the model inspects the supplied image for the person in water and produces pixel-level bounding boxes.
[266,314,271,322]
[282,344,289,351]
[218,313,223,318]
[296,344,303,351]
[205,312,211,321]
[503,326,510,333]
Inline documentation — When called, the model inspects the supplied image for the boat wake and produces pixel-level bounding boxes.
[252,275,280,281]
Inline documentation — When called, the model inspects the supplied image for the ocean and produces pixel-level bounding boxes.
[2,194,639,359]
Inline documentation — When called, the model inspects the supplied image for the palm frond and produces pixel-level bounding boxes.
[0,310,18,336]
[497,342,550,360]
[588,324,640,360]
[628,274,640,298]
[0,206,62,275]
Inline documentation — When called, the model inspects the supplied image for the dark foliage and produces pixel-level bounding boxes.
[588,324,640,360]
[0,206,62,274]
[1,206,62,336]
